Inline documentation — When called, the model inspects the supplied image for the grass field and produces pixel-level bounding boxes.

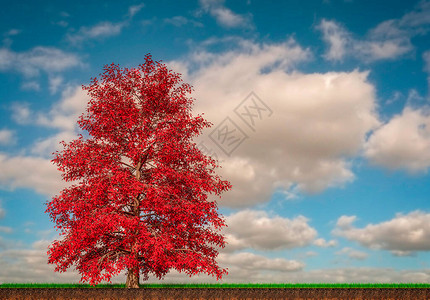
[1,282,429,288]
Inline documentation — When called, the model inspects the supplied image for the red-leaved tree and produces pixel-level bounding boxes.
[45,54,232,288]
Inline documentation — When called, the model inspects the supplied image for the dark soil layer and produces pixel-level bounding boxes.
[1,288,429,299]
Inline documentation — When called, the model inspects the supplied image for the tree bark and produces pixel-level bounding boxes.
[126,266,140,288]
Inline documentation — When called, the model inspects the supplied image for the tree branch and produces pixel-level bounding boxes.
[119,210,135,217]
[97,249,122,270]
[119,161,135,169]
[119,247,131,253]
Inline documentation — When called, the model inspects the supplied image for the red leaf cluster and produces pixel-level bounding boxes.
[45,54,232,286]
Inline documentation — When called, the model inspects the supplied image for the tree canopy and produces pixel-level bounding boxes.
[45,54,232,288]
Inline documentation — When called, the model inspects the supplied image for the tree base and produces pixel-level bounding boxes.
[126,267,140,288]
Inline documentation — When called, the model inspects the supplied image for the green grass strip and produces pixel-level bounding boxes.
[1,282,430,288]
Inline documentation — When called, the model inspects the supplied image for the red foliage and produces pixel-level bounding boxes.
[45,54,232,286]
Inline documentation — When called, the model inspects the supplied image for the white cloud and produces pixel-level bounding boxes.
[10,88,88,132]
[398,0,430,31]
[165,16,188,26]
[304,251,318,257]
[364,107,430,173]
[332,210,430,256]
[0,226,12,233]
[317,19,412,62]
[0,201,5,219]
[211,7,247,28]
[218,252,304,272]
[0,153,65,196]
[0,239,84,284]
[199,0,252,28]
[391,250,415,257]
[355,39,412,61]
[336,215,357,229]
[335,247,368,260]
[424,51,430,72]
[48,76,63,94]
[317,19,350,61]
[67,21,125,45]
[0,129,16,145]
[385,91,402,105]
[164,16,203,27]
[406,89,426,106]
[55,21,68,27]
[221,210,317,252]
[31,131,79,157]
[128,3,144,18]
[2,29,21,47]
[370,20,407,38]
[170,38,380,205]
[0,84,91,197]
[0,46,81,77]
[318,1,430,62]
[21,81,40,91]
[424,51,430,97]
[2,86,88,194]
[313,238,337,248]
[4,29,20,36]
[29,85,89,156]
[36,85,89,132]
[10,102,31,125]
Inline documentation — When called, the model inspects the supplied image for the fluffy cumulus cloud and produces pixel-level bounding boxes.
[0,47,81,77]
[317,19,412,62]
[332,210,430,256]
[199,0,251,28]
[364,107,430,173]
[220,209,317,252]
[170,38,380,206]
[313,238,337,248]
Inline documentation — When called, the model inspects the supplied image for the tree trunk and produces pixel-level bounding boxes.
[126,266,140,288]
[125,159,142,289]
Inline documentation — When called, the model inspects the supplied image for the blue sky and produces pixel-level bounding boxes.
[1,0,430,284]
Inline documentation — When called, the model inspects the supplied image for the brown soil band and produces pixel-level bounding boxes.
[1,287,429,299]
